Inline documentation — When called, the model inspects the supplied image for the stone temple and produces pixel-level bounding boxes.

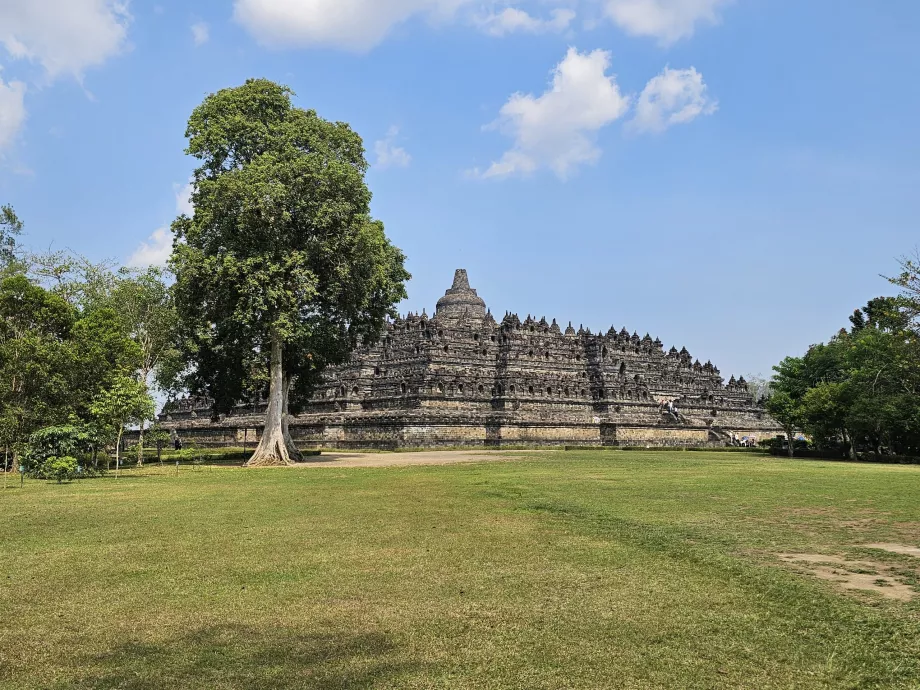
[162,269,780,448]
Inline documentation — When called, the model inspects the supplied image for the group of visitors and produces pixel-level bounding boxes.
[659,400,680,417]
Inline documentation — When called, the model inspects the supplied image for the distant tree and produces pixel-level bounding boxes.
[68,307,143,418]
[769,286,920,459]
[765,390,801,458]
[744,374,773,403]
[147,424,172,465]
[0,205,23,267]
[888,250,920,328]
[89,375,155,477]
[83,267,180,386]
[27,250,101,306]
[83,266,180,463]
[171,79,409,466]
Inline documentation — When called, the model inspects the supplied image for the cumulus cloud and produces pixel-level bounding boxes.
[128,180,195,267]
[374,127,412,169]
[191,22,210,46]
[0,75,27,150]
[475,7,575,36]
[473,47,630,180]
[629,66,717,133]
[233,0,467,51]
[174,179,195,217]
[0,0,131,80]
[601,0,730,45]
[128,227,172,268]
[234,0,578,50]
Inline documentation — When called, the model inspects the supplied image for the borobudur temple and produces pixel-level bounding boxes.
[161,269,781,449]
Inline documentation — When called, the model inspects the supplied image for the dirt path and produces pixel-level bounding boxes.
[294,449,545,468]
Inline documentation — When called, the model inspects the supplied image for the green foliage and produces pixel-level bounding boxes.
[90,375,155,445]
[22,424,91,467]
[82,265,181,392]
[887,249,920,326]
[41,455,79,483]
[0,204,22,266]
[0,208,166,465]
[769,275,920,457]
[0,270,146,463]
[171,78,410,421]
[0,275,77,455]
[147,424,172,463]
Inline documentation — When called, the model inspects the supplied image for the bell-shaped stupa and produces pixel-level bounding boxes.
[435,269,487,321]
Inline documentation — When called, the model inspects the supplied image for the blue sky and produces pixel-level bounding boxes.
[1,0,918,380]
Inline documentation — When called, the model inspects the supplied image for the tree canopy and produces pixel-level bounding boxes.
[170,79,409,466]
[768,279,920,458]
[0,212,164,473]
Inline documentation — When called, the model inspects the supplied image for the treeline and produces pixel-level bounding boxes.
[767,253,920,459]
[0,205,178,479]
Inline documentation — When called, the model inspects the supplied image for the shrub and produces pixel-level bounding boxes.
[22,425,92,474]
[43,456,78,483]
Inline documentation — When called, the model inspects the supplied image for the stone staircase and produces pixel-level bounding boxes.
[708,425,733,446]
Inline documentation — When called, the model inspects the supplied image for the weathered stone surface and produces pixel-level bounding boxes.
[162,270,781,448]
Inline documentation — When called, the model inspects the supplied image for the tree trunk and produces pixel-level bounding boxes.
[137,425,145,467]
[246,333,296,467]
[786,428,795,458]
[115,428,123,479]
[844,429,858,461]
[282,375,304,463]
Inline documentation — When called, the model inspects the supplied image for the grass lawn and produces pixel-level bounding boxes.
[2,450,919,689]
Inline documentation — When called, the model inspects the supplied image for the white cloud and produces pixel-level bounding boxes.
[128,227,172,268]
[374,127,412,169]
[474,47,630,180]
[233,0,471,51]
[0,75,27,150]
[129,180,194,267]
[233,0,575,50]
[0,0,131,80]
[191,22,210,46]
[629,66,717,133]
[174,179,194,217]
[601,0,730,45]
[475,8,575,37]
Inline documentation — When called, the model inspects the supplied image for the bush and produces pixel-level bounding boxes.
[22,425,93,473]
[42,456,78,483]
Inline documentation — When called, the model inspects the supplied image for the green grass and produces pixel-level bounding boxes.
[2,451,919,689]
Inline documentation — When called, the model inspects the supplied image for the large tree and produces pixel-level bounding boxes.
[170,79,409,466]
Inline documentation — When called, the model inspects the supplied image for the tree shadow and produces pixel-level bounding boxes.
[59,624,426,689]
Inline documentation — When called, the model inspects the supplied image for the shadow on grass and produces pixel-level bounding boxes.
[61,624,423,689]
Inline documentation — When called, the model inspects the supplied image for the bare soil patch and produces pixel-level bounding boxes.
[778,553,916,602]
[293,449,542,469]
[863,543,920,558]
